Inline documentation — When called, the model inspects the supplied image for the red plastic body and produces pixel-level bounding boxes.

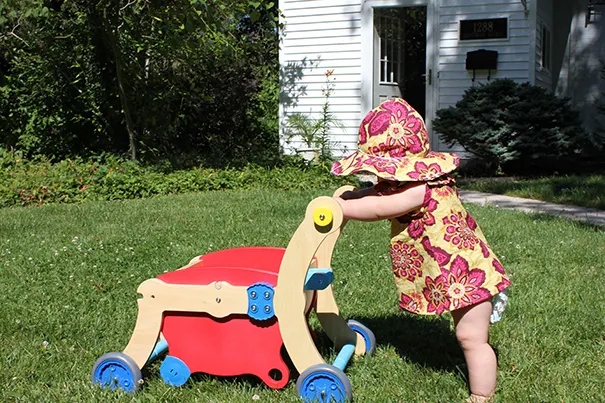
[156,247,294,389]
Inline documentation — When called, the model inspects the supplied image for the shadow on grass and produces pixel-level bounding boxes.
[311,313,475,375]
[347,314,466,371]
[526,210,605,231]
[143,313,481,390]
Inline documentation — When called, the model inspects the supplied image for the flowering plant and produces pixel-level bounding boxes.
[285,70,344,157]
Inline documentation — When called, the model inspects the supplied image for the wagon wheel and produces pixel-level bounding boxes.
[296,363,353,403]
[91,352,142,393]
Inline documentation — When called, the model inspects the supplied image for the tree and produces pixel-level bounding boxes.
[0,0,281,166]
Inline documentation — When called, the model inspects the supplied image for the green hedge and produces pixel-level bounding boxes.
[0,151,357,208]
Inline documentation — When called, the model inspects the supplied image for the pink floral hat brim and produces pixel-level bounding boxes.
[331,150,460,182]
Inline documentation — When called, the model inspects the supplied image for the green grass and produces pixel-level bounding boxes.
[458,174,605,210]
[1,189,604,402]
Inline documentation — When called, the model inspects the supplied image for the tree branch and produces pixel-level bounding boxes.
[120,0,138,12]
[1,16,29,47]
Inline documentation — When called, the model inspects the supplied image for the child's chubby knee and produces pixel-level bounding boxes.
[455,328,486,349]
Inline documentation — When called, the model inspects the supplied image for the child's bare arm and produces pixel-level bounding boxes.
[334,183,425,222]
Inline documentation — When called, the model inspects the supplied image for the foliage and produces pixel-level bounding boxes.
[284,70,344,158]
[0,150,357,207]
[0,0,281,166]
[433,79,603,175]
[596,62,605,139]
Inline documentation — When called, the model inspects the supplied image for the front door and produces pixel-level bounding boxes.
[373,5,429,118]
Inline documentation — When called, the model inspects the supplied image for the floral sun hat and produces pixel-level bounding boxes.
[331,98,460,182]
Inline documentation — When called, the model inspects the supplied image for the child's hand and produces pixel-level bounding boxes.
[332,185,357,198]
[338,186,377,200]
[340,190,360,200]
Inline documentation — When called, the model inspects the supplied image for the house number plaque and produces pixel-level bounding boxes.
[460,18,508,40]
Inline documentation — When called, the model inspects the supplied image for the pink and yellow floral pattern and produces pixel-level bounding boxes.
[331,99,459,181]
[391,178,511,315]
[443,210,481,250]
[390,241,424,282]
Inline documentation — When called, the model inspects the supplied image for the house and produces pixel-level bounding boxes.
[279,0,605,157]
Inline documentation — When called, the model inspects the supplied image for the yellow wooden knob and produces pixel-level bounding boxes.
[313,207,333,227]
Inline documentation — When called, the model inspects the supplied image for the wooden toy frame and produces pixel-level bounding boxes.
[92,186,375,402]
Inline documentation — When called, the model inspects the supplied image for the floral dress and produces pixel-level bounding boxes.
[381,177,511,315]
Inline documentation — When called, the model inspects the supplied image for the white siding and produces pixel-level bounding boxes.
[280,0,363,156]
[280,0,536,155]
[437,0,532,111]
[435,1,532,151]
[556,1,605,134]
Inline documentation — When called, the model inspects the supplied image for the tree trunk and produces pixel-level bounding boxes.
[108,26,137,160]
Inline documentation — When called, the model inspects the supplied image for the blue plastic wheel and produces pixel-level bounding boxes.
[296,364,352,403]
[91,352,142,393]
[347,319,377,356]
[160,355,191,387]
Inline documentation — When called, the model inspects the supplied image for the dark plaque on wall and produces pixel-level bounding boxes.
[460,18,508,40]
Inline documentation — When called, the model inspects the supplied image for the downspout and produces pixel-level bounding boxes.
[527,0,538,85]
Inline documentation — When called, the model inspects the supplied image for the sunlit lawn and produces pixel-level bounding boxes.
[458,174,605,210]
[1,189,604,402]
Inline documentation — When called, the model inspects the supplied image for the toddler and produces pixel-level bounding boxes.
[331,98,511,403]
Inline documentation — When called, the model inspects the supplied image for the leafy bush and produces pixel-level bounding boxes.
[595,63,605,146]
[433,79,603,175]
[0,150,356,208]
[0,1,281,167]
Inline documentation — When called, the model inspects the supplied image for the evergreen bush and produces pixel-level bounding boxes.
[433,79,602,175]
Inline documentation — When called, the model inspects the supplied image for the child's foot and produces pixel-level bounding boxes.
[465,394,494,403]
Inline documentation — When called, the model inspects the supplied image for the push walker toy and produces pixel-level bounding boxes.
[91,187,376,402]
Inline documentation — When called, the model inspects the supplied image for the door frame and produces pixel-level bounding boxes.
[361,0,439,147]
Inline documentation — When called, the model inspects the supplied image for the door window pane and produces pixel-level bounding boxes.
[541,22,551,71]
[374,7,427,116]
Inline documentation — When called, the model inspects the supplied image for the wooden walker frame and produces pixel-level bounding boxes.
[92,187,375,402]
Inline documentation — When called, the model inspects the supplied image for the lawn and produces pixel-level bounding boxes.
[1,189,604,402]
[457,174,605,210]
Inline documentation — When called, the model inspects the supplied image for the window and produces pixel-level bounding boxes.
[586,0,605,27]
[541,22,551,71]
[376,13,403,84]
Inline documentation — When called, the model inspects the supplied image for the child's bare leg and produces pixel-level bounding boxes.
[451,299,496,399]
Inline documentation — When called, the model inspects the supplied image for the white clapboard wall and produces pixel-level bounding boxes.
[279,0,533,156]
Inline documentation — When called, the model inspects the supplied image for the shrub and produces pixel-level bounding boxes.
[433,79,602,175]
[0,151,356,208]
[593,62,605,158]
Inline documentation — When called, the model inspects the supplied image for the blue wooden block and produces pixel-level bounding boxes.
[304,268,334,290]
